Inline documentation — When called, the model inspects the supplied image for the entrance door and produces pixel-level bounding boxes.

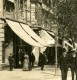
[13,34,32,68]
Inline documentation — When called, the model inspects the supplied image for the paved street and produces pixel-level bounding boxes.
[0,65,73,80]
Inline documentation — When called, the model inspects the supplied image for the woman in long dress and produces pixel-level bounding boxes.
[23,54,29,71]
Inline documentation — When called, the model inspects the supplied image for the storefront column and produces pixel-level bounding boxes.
[0,20,4,70]
[0,0,4,70]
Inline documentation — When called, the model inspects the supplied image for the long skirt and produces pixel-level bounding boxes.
[23,59,29,71]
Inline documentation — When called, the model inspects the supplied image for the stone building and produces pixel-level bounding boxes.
[0,0,57,69]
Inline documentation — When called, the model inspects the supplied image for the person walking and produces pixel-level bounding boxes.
[23,53,29,71]
[38,53,46,70]
[58,48,69,80]
[70,49,77,80]
[8,53,14,71]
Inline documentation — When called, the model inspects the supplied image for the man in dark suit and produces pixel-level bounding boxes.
[70,49,77,80]
[30,52,35,67]
[59,48,69,80]
[38,53,46,70]
[8,53,14,71]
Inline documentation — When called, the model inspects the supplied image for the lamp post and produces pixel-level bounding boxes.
[55,33,58,75]
[52,24,58,75]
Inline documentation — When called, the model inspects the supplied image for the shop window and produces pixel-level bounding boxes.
[19,0,27,11]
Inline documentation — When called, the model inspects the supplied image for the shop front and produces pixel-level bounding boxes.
[3,18,49,68]
[0,18,60,68]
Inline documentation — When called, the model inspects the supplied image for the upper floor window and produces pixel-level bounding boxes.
[4,0,15,12]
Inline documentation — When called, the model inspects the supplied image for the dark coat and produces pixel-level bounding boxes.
[69,53,77,69]
[8,55,14,66]
[29,54,35,62]
[59,53,69,70]
[8,56,13,63]
[38,53,46,66]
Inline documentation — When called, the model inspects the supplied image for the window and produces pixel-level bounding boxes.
[4,0,15,12]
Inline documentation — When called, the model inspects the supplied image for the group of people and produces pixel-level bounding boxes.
[8,52,35,71]
[58,48,77,80]
[8,48,77,80]
[22,52,35,71]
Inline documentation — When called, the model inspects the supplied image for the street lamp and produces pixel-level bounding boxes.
[52,24,58,75]
[55,33,58,75]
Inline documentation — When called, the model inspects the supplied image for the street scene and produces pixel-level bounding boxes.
[0,0,77,80]
[0,66,72,80]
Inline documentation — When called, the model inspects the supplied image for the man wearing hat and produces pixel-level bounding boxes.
[58,48,69,80]
[70,49,77,80]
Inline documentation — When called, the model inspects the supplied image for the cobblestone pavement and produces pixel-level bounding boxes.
[0,66,73,80]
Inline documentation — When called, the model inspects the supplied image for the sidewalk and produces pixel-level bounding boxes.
[0,65,72,80]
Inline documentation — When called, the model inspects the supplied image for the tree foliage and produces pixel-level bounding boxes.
[56,0,77,41]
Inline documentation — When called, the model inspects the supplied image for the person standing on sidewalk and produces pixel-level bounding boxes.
[20,51,24,68]
[59,48,69,80]
[23,53,29,71]
[70,49,77,80]
[8,53,14,71]
[38,53,46,70]
[29,52,35,67]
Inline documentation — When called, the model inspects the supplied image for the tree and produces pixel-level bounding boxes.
[56,0,77,42]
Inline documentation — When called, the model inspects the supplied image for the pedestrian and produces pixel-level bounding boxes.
[58,48,69,80]
[30,52,35,67]
[8,53,14,71]
[20,51,24,67]
[23,53,29,71]
[38,53,46,70]
[70,49,77,80]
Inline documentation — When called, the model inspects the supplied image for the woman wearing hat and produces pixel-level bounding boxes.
[23,53,29,71]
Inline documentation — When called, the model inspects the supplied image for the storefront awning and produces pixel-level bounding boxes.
[6,19,43,47]
[39,30,55,46]
[20,23,48,46]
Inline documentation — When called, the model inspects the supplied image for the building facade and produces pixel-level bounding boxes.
[0,0,57,69]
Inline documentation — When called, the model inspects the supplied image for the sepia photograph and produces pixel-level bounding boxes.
[0,0,77,80]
